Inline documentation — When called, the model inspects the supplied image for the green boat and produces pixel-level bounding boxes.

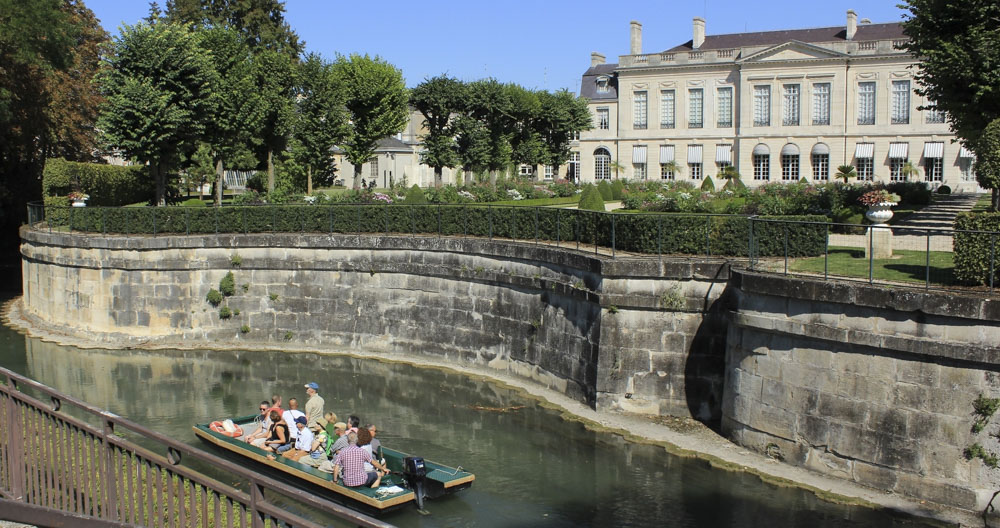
[193,415,475,514]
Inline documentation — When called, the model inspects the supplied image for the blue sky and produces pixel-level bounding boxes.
[86,1,908,93]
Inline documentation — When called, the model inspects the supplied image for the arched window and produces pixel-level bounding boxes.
[594,148,611,180]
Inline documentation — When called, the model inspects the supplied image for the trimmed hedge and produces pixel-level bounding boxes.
[954,213,1000,285]
[42,203,829,258]
[43,158,153,206]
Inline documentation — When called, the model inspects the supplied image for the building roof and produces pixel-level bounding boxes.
[375,136,413,153]
[580,63,619,100]
[666,22,904,52]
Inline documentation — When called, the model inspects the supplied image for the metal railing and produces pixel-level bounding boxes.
[0,365,393,528]
[24,202,1000,292]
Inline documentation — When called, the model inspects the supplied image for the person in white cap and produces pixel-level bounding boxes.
[303,382,325,429]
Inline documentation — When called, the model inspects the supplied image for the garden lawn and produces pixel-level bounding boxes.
[789,246,957,286]
[973,194,995,213]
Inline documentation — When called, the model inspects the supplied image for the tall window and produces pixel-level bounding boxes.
[753,85,770,126]
[634,163,646,179]
[812,83,831,125]
[717,87,732,127]
[812,154,829,180]
[925,158,942,182]
[633,91,647,129]
[781,155,799,180]
[857,158,874,181]
[858,82,876,125]
[925,101,945,124]
[689,163,702,180]
[890,159,907,181]
[660,145,675,180]
[961,159,975,181]
[891,80,910,124]
[568,152,580,182]
[544,165,554,180]
[594,148,611,180]
[632,145,647,180]
[688,88,704,128]
[370,157,378,180]
[753,155,770,180]
[660,163,675,180]
[597,107,609,130]
[660,90,675,129]
[783,84,800,126]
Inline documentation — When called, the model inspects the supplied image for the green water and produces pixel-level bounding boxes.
[0,322,935,527]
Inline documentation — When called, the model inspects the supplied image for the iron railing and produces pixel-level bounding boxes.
[24,202,1000,292]
[0,365,393,528]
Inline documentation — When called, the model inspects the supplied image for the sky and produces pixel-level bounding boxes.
[84,0,910,93]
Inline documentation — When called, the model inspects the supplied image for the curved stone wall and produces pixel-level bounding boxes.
[724,270,1000,511]
[19,227,731,419]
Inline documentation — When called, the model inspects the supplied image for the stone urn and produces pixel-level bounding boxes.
[71,199,87,207]
[864,201,896,226]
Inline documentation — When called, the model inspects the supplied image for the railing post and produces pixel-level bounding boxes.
[705,215,711,257]
[102,419,119,521]
[824,223,829,280]
[185,208,190,236]
[102,208,107,235]
[153,209,157,236]
[748,217,754,270]
[250,480,265,528]
[611,215,616,257]
[868,225,874,284]
[783,223,789,275]
[926,229,931,289]
[658,214,663,265]
[409,204,414,236]
[5,377,24,501]
[990,233,997,293]
[464,206,468,238]
[328,206,333,234]
[437,204,441,239]
[215,206,219,235]
[534,207,538,246]
[594,212,598,255]
[488,205,493,240]
[556,211,561,245]
[384,202,389,235]
[272,207,276,233]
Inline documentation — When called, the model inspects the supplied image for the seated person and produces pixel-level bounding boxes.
[284,416,314,461]
[365,423,381,456]
[298,419,330,468]
[268,394,283,414]
[261,410,291,454]
[347,415,360,434]
[332,432,389,489]
[317,422,349,473]
[357,427,383,473]
[245,401,273,444]
[281,398,305,442]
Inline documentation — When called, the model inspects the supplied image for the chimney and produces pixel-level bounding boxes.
[591,52,606,67]
[630,20,642,55]
[846,10,857,40]
[693,17,706,49]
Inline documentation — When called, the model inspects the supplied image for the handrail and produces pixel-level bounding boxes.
[0,365,394,528]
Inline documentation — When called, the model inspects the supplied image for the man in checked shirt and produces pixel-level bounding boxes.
[333,431,390,488]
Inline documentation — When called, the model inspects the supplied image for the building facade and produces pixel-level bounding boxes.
[578,12,981,192]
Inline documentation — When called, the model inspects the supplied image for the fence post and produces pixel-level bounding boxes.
[153,209,157,236]
[534,207,538,246]
[868,226,874,284]
[185,208,190,236]
[488,206,493,240]
[594,212,598,255]
[5,377,24,501]
[101,419,118,521]
[611,215,616,258]
[102,208,107,235]
[329,206,333,234]
[437,204,441,239]
[243,208,247,235]
[748,217,754,271]
[215,206,219,235]
[783,223,788,275]
[575,213,580,251]
[410,205,414,237]
[990,233,996,293]
[464,206,468,238]
[556,211,561,245]
[384,202,389,235]
[272,207,276,234]
[70,206,74,234]
[824,223,829,280]
[705,216,711,257]
[658,214,663,265]
[925,230,931,289]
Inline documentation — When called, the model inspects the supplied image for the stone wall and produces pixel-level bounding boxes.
[19,228,731,420]
[724,270,1000,511]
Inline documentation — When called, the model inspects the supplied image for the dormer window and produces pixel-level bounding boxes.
[596,76,610,93]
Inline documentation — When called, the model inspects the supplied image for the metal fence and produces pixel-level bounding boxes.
[0,365,393,528]
[25,201,1000,292]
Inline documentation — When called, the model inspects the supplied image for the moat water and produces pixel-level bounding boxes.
[0,321,935,527]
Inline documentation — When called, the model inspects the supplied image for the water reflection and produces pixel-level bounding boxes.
[0,326,934,527]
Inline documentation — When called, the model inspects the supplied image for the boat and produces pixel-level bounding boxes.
[193,414,475,513]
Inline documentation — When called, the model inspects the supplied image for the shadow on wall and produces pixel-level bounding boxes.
[684,272,735,431]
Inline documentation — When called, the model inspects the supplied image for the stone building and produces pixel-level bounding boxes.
[577,11,982,192]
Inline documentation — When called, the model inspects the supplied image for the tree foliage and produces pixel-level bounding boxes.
[165,0,303,57]
[411,75,465,184]
[290,53,348,192]
[333,54,409,188]
[976,118,1000,211]
[98,21,218,205]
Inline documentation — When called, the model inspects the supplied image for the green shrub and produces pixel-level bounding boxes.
[937,185,952,195]
[206,289,223,306]
[219,272,235,296]
[42,158,153,206]
[230,254,242,267]
[610,180,625,200]
[269,293,279,301]
[597,180,613,200]
[700,176,715,192]
[954,212,1000,285]
[578,184,606,212]
[219,306,232,319]
[404,184,427,204]
[886,181,931,206]
[181,198,207,207]
[240,324,251,334]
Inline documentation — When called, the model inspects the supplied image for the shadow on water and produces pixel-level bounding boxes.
[0,321,944,528]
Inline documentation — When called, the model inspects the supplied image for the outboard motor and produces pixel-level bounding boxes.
[403,456,427,509]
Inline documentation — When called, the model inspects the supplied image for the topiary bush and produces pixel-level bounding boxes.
[954,212,1000,285]
[610,180,625,200]
[701,176,715,192]
[219,272,236,296]
[578,184,606,212]
[404,184,427,204]
[597,180,613,200]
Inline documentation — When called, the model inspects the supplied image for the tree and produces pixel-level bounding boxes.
[252,48,296,192]
[166,0,303,57]
[506,84,546,176]
[609,160,627,179]
[900,161,921,181]
[333,54,409,189]
[835,165,857,184]
[900,1,1000,195]
[411,76,465,186]
[453,114,491,179]
[537,90,593,178]
[976,118,1000,211]
[291,53,348,194]
[98,21,218,205]
[465,79,515,188]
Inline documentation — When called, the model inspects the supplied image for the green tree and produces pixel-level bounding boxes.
[411,76,466,187]
[292,53,348,194]
[900,161,921,181]
[252,48,296,192]
[835,165,857,184]
[537,90,593,178]
[98,21,218,205]
[453,114,491,177]
[608,160,626,179]
[900,1,1000,199]
[333,54,409,189]
[506,84,546,176]
[465,79,515,188]
[975,118,1000,211]
[165,0,303,57]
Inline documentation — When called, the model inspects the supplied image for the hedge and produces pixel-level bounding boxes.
[43,158,153,206]
[40,203,829,258]
[954,212,1000,285]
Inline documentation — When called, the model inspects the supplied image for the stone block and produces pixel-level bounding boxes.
[799,414,830,446]
[803,448,852,479]
[752,404,797,441]
[894,473,978,510]
[818,393,866,424]
[895,360,941,387]
[851,460,898,491]
[866,405,908,437]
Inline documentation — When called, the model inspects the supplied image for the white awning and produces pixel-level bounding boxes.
[960,146,975,159]
[715,144,732,164]
[780,144,800,156]
[888,142,909,159]
[752,143,770,156]
[923,142,944,159]
[687,145,703,164]
[811,143,830,155]
[659,145,675,162]
[855,142,874,159]
[632,145,647,164]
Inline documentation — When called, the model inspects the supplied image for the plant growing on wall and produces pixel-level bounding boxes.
[219,272,236,296]
[206,289,223,307]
